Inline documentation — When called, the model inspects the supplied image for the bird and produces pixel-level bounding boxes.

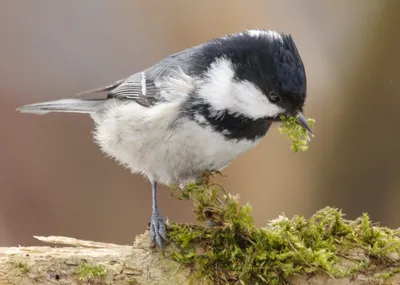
[16,29,312,249]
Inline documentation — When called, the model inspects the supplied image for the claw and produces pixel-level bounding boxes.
[149,209,168,250]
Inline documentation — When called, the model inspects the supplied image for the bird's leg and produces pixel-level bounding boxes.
[149,180,168,249]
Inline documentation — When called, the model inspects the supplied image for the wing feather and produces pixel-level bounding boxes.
[72,46,198,108]
[74,78,128,97]
[107,72,160,107]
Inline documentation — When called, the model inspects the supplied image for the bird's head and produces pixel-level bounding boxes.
[201,29,312,133]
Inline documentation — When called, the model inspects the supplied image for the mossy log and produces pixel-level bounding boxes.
[0,230,398,285]
[2,175,399,284]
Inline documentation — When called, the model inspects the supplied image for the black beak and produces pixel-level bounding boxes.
[296,111,313,134]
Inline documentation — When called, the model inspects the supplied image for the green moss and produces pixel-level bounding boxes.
[278,114,315,152]
[75,263,107,283]
[15,261,29,275]
[167,172,400,285]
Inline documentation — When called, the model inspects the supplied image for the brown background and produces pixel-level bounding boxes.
[0,0,399,246]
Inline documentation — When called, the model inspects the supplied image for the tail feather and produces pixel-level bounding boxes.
[16,99,105,115]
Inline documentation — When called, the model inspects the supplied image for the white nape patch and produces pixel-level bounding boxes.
[247,29,283,42]
[224,30,283,43]
[198,57,283,119]
[141,72,146,95]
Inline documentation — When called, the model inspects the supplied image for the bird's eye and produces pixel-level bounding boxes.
[268,91,281,103]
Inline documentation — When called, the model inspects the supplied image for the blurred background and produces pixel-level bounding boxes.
[0,0,399,246]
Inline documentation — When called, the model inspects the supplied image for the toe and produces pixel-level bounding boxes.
[149,213,168,249]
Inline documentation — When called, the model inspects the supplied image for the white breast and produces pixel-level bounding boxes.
[92,99,261,185]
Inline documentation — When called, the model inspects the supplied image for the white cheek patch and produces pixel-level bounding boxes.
[231,80,284,119]
[198,57,283,119]
[198,57,235,111]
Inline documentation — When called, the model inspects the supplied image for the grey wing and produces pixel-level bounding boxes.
[72,71,161,108]
[73,46,200,107]
[107,72,161,107]
[74,78,128,96]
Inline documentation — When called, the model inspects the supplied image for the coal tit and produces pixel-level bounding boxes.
[17,29,312,249]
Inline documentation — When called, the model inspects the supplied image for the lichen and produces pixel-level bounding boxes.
[167,172,400,285]
[75,263,107,283]
[15,261,29,275]
[127,278,139,284]
[278,114,315,152]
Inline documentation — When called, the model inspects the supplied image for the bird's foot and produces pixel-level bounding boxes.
[149,209,168,250]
